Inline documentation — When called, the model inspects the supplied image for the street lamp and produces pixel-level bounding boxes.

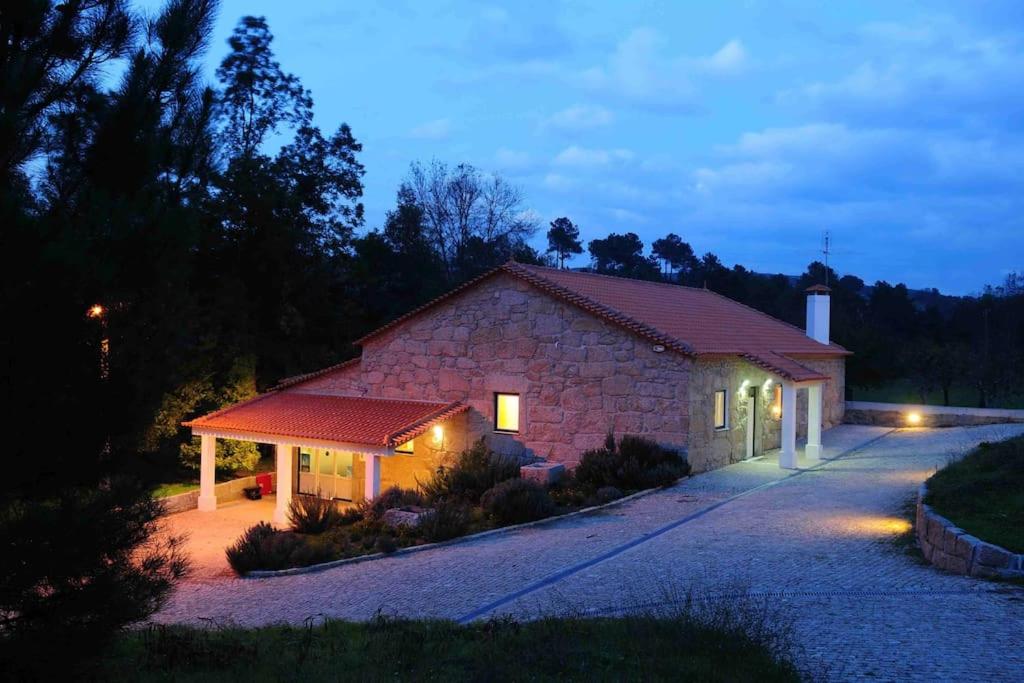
[87,303,109,379]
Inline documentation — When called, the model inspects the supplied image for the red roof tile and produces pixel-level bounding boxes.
[358,262,848,382]
[185,393,468,448]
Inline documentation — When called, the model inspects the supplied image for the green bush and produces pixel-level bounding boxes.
[421,439,520,504]
[225,522,279,574]
[179,436,261,474]
[594,486,624,504]
[576,433,690,492]
[481,478,555,525]
[357,486,425,522]
[418,500,470,541]
[288,494,342,534]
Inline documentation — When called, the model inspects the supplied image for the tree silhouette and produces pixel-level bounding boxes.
[546,217,583,268]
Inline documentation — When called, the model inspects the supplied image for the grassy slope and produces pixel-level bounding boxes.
[925,435,1024,553]
[100,616,800,682]
[850,379,1024,409]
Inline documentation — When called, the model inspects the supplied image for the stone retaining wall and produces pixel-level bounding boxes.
[161,472,277,515]
[916,483,1024,579]
[847,401,1024,428]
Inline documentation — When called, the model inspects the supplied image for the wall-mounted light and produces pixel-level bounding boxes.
[906,412,922,426]
[431,424,444,445]
[652,344,666,353]
[771,404,782,418]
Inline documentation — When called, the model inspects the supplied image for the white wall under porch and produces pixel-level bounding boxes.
[779,380,825,469]
[192,430,391,524]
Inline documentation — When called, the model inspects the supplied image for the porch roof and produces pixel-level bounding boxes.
[184,393,468,448]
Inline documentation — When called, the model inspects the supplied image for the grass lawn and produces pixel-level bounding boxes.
[152,482,199,498]
[925,435,1024,553]
[99,615,801,682]
[849,379,1024,409]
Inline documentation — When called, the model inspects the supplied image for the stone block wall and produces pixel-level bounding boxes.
[687,356,845,472]
[916,484,1024,579]
[358,272,693,467]
[161,472,278,515]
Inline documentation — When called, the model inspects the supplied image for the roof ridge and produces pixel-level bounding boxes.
[384,401,469,447]
[503,262,695,355]
[515,262,710,293]
[182,390,279,427]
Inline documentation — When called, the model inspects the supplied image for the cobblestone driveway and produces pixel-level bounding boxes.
[155,424,1024,681]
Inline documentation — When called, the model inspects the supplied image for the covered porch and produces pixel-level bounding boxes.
[184,393,469,525]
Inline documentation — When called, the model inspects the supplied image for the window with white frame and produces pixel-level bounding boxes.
[714,389,728,430]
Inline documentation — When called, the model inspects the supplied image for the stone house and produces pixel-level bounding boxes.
[186,262,848,523]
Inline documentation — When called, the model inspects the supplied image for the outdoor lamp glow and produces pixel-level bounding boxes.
[431,424,444,444]
[87,303,105,318]
[906,411,922,426]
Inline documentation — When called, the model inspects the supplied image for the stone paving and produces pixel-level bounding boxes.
[154,424,1024,681]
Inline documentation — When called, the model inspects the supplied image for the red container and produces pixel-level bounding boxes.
[255,472,273,495]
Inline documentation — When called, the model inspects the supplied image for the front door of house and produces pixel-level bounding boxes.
[297,448,354,500]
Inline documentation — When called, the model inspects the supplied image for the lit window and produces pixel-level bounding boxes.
[714,390,728,430]
[395,439,414,454]
[495,393,520,433]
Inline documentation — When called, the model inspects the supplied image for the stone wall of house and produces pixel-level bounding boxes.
[290,361,364,396]
[357,272,693,467]
[377,412,471,494]
[687,356,846,472]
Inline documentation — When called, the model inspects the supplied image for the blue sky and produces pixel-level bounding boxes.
[141,0,1023,294]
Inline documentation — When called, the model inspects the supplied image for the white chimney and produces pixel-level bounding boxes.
[805,285,831,344]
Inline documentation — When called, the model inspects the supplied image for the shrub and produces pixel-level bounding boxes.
[421,439,520,504]
[179,436,261,474]
[418,500,471,542]
[594,486,623,504]
[375,535,398,554]
[576,433,690,491]
[225,522,279,574]
[288,494,341,534]
[357,486,425,522]
[481,479,556,525]
[226,523,342,574]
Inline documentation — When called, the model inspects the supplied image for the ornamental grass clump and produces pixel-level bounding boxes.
[288,493,342,534]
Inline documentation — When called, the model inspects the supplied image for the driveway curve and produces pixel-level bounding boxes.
[154,424,1024,681]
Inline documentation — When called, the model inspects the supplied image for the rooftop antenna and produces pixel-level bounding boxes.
[821,230,831,287]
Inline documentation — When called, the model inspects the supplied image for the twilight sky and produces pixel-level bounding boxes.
[140,0,1024,294]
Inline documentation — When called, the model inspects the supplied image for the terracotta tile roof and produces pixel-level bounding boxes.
[184,393,468,448]
[357,262,848,382]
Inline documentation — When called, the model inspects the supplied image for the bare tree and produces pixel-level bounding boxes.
[405,160,537,279]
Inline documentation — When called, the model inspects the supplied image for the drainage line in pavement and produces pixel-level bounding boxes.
[583,587,1009,617]
[457,429,898,624]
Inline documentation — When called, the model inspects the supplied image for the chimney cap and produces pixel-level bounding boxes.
[805,284,831,294]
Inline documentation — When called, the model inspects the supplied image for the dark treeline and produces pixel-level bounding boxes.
[0,2,1021,672]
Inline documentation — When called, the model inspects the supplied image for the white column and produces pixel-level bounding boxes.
[273,444,294,526]
[806,383,823,462]
[197,434,217,511]
[780,381,798,469]
[364,454,381,501]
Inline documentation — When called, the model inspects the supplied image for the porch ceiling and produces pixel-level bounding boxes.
[184,393,468,448]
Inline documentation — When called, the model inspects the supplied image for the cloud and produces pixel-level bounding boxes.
[543,173,577,191]
[541,104,614,132]
[553,145,634,168]
[576,30,748,111]
[696,39,747,75]
[408,118,452,140]
[494,147,532,170]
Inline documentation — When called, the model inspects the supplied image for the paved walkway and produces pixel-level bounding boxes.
[154,424,1024,681]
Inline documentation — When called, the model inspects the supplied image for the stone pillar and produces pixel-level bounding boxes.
[364,453,381,501]
[780,382,798,469]
[273,444,294,526]
[806,383,823,462]
[197,434,217,511]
